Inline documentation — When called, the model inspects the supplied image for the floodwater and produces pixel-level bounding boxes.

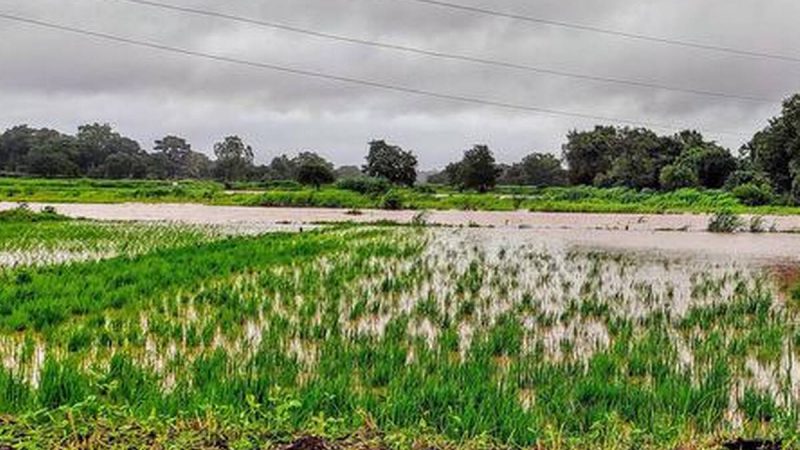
[3,201,800,264]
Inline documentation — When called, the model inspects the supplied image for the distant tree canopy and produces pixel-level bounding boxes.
[335,165,362,180]
[3,93,800,205]
[743,94,800,203]
[561,126,736,191]
[293,152,336,188]
[363,140,418,187]
[213,136,254,182]
[499,152,567,187]
[444,145,500,193]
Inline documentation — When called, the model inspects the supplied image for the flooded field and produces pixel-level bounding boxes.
[5,200,800,232]
[0,213,798,448]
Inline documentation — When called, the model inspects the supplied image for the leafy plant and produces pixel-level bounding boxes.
[707,210,743,233]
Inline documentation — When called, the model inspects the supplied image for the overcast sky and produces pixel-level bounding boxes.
[1,0,798,168]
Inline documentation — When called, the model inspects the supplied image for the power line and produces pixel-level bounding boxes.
[391,0,800,64]
[111,0,777,104]
[0,12,749,138]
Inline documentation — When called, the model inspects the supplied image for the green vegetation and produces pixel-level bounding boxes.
[6,177,800,215]
[0,214,798,448]
[2,93,800,212]
[0,206,227,273]
[707,211,744,233]
[0,204,67,222]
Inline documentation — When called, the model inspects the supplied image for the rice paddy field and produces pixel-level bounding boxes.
[0,207,799,449]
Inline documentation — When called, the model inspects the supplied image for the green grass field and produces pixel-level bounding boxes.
[0,211,799,449]
[3,177,800,215]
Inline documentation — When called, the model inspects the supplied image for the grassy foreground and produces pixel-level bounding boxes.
[0,215,799,448]
[3,177,800,214]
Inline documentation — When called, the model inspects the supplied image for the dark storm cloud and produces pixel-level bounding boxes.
[0,0,798,167]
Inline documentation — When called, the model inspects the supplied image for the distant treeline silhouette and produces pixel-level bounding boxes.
[1,94,798,205]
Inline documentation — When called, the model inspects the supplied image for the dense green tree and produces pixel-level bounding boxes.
[25,130,79,177]
[562,126,619,185]
[363,140,418,186]
[267,155,296,181]
[293,152,335,188]
[519,153,568,187]
[499,153,567,186]
[0,125,37,172]
[744,94,800,200]
[602,129,683,189]
[154,136,194,179]
[659,163,698,191]
[456,145,500,193]
[677,146,737,189]
[75,124,143,176]
[98,153,148,179]
[213,136,254,182]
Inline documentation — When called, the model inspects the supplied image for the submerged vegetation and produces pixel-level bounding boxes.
[0,212,798,448]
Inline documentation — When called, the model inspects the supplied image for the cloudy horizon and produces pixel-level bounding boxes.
[1,0,798,169]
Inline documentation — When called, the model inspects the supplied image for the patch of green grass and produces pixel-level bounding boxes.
[5,177,800,214]
[0,225,797,449]
[0,205,68,222]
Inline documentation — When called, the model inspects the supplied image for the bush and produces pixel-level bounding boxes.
[707,210,743,233]
[336,177,391,195]
[260,180,303,190]
[381,190,404,210]
[0,205,68,222]
[413,184,436,194]
[792,176,800,206]
[659,164,698,191]
[749,215,766,233]
[731,182,774,206]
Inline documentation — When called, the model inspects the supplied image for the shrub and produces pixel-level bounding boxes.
[731,182,774,206]
[707,210,743,233]
[749,215,766,233]
[411,210,430,226]
[0,205,68,222]
[381,190,404,210]
[413,184,436,194]
[792,176,800,206]
[336,176,391,195]
[261,180,303,190]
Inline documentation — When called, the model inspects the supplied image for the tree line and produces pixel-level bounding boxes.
[1,94,799,205]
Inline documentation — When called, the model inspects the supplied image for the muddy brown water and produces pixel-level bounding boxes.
[3,202,800,265]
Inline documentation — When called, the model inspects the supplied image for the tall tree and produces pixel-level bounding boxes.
[457,145,500,193]
[501,152,567,186]
[363,140,418,186]
[744,94,800,198]
[267,154,296,181]
[213,136,254,182]
[0,125,37,172]
[293,152,335,188]
[154,135,193,179]
[24,129,80,177]
[75,123,142,175]
[562,126,619,185]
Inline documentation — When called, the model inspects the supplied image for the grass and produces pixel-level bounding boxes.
[0,206,229,273]
[3,177,800,214]
[0,215,798,448]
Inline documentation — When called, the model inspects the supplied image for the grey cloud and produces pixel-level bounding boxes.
[0,0,798,168]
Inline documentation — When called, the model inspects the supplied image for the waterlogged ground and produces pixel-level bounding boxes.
[0,222,799,449]
[6,200,800,232]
